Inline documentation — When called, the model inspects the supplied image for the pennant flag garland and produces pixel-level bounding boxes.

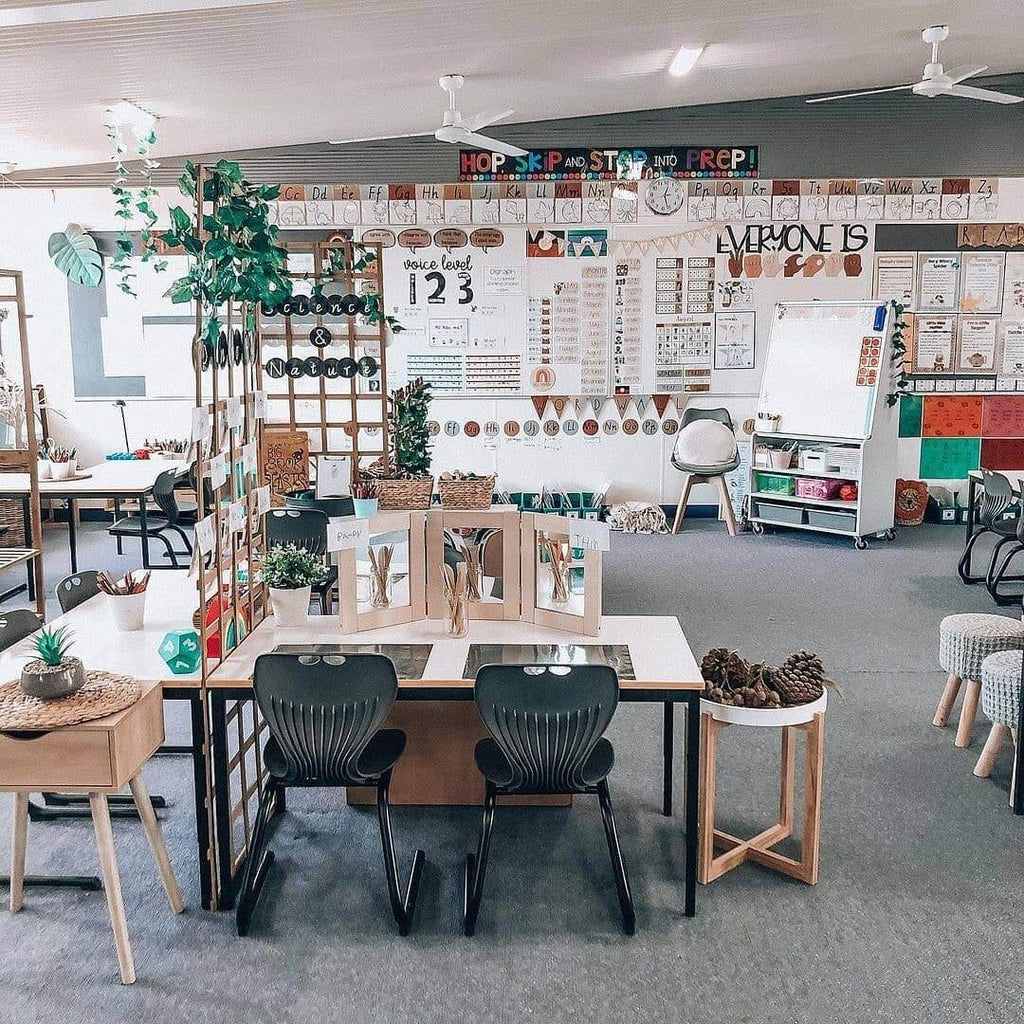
[573,397,586,418]
[634,396,649,419]
[589,396,605,418]
[652,393,672,418]
[614,395,632,417]
[531,396,549,419]
[673,394,689,415]
[550,396,569,420]
[608,222,722,258]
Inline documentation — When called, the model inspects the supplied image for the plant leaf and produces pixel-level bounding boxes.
[47,224,103,287]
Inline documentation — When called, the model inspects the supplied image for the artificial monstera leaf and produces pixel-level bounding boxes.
[47,223,103,287]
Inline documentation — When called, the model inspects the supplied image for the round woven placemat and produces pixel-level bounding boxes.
[0,671,141,730]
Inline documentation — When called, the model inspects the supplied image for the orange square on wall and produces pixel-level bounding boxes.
[922,395,983,438]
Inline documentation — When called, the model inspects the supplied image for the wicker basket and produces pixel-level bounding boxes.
[376,477,434,510]
[438,475,496,510]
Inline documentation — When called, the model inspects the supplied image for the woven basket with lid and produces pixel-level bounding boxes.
[438,475,495,510]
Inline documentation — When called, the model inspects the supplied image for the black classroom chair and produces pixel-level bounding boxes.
[463,663,635,936]
[958,469,1019,584]
[235,652,424,937]
[55,570,101,613]
[108,469,193,567]
[264,508,337,614]
[0,609,42,650]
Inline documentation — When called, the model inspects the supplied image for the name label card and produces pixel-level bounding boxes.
[570,518,610,551]
[327,517,370,552]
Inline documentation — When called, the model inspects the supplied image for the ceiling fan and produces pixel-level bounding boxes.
[807,25,1022,105]
[329,75,528,155]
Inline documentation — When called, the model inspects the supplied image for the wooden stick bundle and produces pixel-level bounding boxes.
[463,543,483,602]
[441,561,469,636]
[368,544,394,608]
[97,570,151,596]
[543,536,571,603]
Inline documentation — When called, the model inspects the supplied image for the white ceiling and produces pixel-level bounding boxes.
[1,0,1023,170]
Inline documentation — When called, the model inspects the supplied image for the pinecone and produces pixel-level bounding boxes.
[702,648,737,688]
[774,650,830,706]
[748,662,777,693]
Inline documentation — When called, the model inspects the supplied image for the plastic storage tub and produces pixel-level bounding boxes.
[756,473,796,495]
[807,508,857,532]
[795,477,843,500]
[752,501,806,525]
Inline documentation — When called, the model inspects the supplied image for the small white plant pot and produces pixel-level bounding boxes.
[756,417,779,434]
[108,591,147,632]
[37,461,51,480]
[269,585,312,627]
[49,461,72,480]
[69,457,78,475]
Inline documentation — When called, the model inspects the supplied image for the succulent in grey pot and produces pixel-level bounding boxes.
[20,625,85,701]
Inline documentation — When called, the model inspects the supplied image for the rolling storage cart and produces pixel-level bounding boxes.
[748,302,898,550]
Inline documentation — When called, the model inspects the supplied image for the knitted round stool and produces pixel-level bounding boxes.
[973,649,1021,804]
[935,614,1024,748]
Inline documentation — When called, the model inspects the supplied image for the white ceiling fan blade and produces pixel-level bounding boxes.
[945,64,988,84]
[328,130,430,145]
[806,83,915,104]
[946,84,1023,104]
[463,107,516,132]
[457,131,529,157]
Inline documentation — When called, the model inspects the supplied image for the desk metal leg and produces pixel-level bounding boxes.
[113,497,123,555]
[66,497,78,573]
[662,701,674,816]
[683,692,700,918]
[22,493,34,602]
[966,475,978,547]
[186,693,215,910]
[139,495,150,569]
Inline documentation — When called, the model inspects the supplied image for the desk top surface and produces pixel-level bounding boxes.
[0,458,188,496]
[0,572,702,694]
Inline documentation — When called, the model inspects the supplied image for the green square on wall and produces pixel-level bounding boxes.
[919,437,980,479]
[898,394,923,437]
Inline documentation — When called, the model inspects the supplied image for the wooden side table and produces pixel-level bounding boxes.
[698,693,826,885]
[1,682,184,984]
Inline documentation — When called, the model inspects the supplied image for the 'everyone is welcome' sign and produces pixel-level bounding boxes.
[459,146,758,181]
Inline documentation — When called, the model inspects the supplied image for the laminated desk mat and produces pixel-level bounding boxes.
[462,644,636,681]
[271,644,432,679]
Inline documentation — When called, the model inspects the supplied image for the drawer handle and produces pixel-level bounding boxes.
[0,730,54,740]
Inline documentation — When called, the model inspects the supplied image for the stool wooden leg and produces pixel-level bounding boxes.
[714,476,738,537]
[697,715,720,884]
[973,723,1008,778]
[9,793,28,913]
[933,673,962,727]
[1011,729,1019,808]
[89,794,135,985]
[799,714,825,885]
[128,775,184,915]
[779,727,796,835]
[955,678,981,748]
[672,475,694,535]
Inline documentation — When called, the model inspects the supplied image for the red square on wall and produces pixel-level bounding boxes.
[922,395,984,438]
[981,437,1024,470]
[982,396,1024,438]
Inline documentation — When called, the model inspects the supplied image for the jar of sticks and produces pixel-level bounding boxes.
[368,544,394,609]
[442,562,469,638]
[543,535,572,604]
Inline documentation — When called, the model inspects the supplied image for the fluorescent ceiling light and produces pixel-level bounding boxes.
[669,44,704,77]
[0,1,291,28]
[106,99,157,134]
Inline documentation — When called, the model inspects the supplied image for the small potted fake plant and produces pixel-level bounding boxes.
[21,625,85,701]
[260,544,330,627]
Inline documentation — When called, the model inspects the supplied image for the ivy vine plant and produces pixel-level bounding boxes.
[161,159,292,351]
[105,119,165,296]
[885,299,910,407]
[326,243,405,337]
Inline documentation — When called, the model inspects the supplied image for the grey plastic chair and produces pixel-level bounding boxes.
[55,570,102,613]
[264,508,337,614]
[0,609,42,652]
[235,652,424,937]
[463,663,634,936]
[670,407,740,536]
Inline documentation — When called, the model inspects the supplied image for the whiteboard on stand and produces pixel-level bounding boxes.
[757,301,889,440]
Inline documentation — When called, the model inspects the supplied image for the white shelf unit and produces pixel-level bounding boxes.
[748,301,899,549]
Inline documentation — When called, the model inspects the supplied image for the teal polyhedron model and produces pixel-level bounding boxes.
[159,629,201,675]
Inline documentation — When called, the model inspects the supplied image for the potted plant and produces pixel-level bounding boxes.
[371,378,434,509]
[21,625,85,700]
[260,544,330,627]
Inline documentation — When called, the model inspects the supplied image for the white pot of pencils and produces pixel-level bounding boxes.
[99,570,150,632]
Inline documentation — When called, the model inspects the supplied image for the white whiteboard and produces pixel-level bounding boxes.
[758,302,888,440]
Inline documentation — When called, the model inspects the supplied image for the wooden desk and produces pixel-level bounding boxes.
[1,682,184,984]
[0,459,188,571]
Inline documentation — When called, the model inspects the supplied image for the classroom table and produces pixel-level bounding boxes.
[0,571,708,916]
[0,459,188,572]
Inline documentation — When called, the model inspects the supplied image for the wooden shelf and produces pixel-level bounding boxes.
[0,547,38,571]
[749,517,858,538]
[750,491,859,510]
[753,466,859,481]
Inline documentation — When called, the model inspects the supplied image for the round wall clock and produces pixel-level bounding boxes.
[644,177,685,216]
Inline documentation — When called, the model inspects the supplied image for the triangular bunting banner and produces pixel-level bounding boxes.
[652,393,671,418]
[573,397,586,418]
[550,396,568,420]
[673,394,689,414]
[531,396,548,419]
[614,395,632,417]
[590,396,605,417]
[634,396,649,418]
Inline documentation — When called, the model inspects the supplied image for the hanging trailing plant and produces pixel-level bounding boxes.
[324,242,405,336]
[105,118,166,296]
[161,159,292,352]
[886,299,910,407]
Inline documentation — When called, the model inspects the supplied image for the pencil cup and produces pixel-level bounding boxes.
[108,591,147,632]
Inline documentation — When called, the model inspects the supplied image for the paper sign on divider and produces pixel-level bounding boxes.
[327,517,370,552]
[316,456,352,498]
[195,514,216,555]
[207,452,228,489]
[253,390,268,420]
[191,407,211,445]
[242,441,257,474]
[226,395,244,430]
[569,518,610,552]
[256,485,271,516]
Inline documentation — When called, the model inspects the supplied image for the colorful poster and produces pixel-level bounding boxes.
[917,253,960,312]
[612,259,643,388]
[580,264,610,395]
[873,253,915,305]
[656,318,713,391]
[1001,253,1024,319]
[956,316,999,372]
[914,314,957,373]
[714,311,756,369]
[1001,321,1024,376]
[526,229,565,258]
[959,252,1004,313]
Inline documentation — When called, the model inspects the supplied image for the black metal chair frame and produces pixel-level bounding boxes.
[235,652,424,937]
[463,663,635,937]
[958,469,1018,584]
[264,508,337,615]
[109,469,193,568]
[55,570,102,613]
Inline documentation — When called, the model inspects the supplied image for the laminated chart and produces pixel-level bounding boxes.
[613,259,643,390]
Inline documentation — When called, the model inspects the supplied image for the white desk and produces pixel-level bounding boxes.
[0,459,188,572]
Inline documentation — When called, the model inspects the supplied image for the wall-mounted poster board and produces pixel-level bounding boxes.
[757,301,891,440]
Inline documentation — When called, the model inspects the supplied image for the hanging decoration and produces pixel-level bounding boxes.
[47,224,103,287]
[609,222,722,257]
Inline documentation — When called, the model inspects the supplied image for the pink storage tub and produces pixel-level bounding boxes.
[795,477,843,500]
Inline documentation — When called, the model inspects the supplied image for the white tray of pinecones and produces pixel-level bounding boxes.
[699,648,834,726]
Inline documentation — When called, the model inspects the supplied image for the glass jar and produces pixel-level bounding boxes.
[445,593,469,637]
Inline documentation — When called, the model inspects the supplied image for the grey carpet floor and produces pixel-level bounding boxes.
[1,520,1022,1024]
